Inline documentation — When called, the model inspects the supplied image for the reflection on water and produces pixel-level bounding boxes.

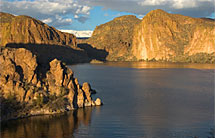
[101,61,215,69]
[1,107,95,138]
[1,62,214,138]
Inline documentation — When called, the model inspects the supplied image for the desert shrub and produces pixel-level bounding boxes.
[32,95,45,107]
[168,53,215,63]
[59,87,68,97]
[49,94,57,101]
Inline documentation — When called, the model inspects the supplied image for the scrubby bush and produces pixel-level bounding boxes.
[168,53,215,63]
[32,94,45,107]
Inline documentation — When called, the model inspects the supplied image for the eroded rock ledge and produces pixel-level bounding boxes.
[0,47,102,121]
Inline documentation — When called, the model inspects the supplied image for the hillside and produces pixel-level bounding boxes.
[0,12,76,47]
[86,15,141,61]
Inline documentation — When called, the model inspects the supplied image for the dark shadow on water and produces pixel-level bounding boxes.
[1,107,96,138]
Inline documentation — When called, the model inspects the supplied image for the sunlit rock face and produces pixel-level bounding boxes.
[0,12,77,47]
[0,47,102,121]
[86,9,215,62]
[132,9,215,61]
[87,15,141,61]
[184,26,215,55]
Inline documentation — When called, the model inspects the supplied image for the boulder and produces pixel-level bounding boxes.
[95,98,102,106]
[82,82,92,102]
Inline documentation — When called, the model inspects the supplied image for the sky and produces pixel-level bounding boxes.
[1,0,215,31]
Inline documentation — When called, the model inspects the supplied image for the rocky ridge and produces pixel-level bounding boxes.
[0,47,102,121]
[0,12,76,47]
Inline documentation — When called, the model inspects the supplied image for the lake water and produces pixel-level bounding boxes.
[1,62,214,138]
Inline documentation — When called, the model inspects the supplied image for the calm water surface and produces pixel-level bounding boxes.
[1,62,215,138]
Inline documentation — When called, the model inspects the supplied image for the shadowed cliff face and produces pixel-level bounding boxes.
[132,9,215,61]
[87,15,141,61]
[0,12,77,47]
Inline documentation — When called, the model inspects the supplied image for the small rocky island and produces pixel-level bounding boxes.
[0,47,102,121]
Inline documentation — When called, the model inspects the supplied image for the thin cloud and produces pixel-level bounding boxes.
[2,0,91,27]
[83,0,215,18]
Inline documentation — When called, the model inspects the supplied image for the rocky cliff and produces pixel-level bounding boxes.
[85,9,215,63]
[0,12,76,47]
[0,47,102,121]
[86,15,141,61]
[132,9,215,62]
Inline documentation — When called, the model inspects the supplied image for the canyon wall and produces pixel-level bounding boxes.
[131,9,215,61]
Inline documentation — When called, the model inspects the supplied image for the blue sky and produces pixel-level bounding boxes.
[2,0,215,31]
[67,6,143,30]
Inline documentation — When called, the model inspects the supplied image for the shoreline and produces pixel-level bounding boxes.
[1,105,101,122]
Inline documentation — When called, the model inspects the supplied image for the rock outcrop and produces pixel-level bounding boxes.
[131,9,215,62]
[0,12,77,47]
[86,15,141,61]
[0,47,102,121]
